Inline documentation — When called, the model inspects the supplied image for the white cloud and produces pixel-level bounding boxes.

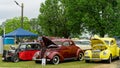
[0,0,45,24]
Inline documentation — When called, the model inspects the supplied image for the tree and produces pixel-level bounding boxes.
[61,0,120,37]
[61,0,85,37]
[38,0,70,38]
[30,18,42,34]
[79,0,120,37]
[3,17,34,34]
[0,26,3,36]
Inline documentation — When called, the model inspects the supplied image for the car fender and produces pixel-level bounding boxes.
[47,52,64,61]
[116,47,120,56]
[100,50,111,59]
[76,49,84,58]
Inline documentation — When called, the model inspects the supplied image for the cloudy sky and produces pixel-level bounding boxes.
[0,0,45,24]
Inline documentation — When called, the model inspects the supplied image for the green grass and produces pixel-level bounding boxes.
[0,59,98,68]
[0,45,98,68]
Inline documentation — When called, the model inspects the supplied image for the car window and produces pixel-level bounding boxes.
[31,44,41,50]
[74,41,90,45]
[63,42,70,46]
[26,44,41,50]
[104,40,110,45]
[110,40,115,45]
[53,41,62,45]
[26,44,32,49]
[19,44,26,49]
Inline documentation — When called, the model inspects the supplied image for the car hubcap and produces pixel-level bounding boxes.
[109,57,111,63]
[13,56,19,62]
[79,53,83,61]
[53,56,59,64]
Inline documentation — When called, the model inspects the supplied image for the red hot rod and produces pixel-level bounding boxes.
[33,37,84,64]
[2,42,41,62]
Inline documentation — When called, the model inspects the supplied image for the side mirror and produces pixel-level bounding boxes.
[10,46,16,50]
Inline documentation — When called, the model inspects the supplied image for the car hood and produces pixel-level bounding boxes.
[42,37,56,47]
[91,35,106,47]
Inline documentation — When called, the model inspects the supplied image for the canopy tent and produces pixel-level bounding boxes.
[4,28,38,37]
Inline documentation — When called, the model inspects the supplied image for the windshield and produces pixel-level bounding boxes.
[53,41,63,45]
[74,41,90,45]
[104,40,110,45]
[19,43,41,50]
[19,44,26,49]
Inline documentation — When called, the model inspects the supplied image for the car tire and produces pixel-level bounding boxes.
[51,55,60,65]
[12,55,19,62]
[85,60,90,63]
[117,53,120,60]
[107,55,112,64]
[35,60,41,63]
[78,53,84,61]
[2,50,7,61]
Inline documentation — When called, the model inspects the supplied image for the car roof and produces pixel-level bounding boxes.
[52,38,72,42]
[20,42,40,45]
[73,39,90,41]
[100,38,115,41]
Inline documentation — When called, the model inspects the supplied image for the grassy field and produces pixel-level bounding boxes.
[0,45,99,68]
[0,58,98,68]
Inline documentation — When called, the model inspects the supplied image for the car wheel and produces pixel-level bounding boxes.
[85,60,90,63]
[117,53,120,60]
[51,55,60,65]
[107,56,112,64]
[35,60,41,63]
[78,53,84,61]
[12,55,19,62]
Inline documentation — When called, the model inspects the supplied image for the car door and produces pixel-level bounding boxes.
[60,41,71,58]
[109,40,116,57]
[19,44,41,60]
[69,41,78,57]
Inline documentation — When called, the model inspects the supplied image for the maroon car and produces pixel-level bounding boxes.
[33,37,84,64]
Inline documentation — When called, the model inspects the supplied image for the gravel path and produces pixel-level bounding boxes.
[93,60,120,68]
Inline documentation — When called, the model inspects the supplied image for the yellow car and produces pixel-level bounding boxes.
[84,35,120,63]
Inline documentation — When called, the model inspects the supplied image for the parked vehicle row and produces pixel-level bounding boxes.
[2,35,120,64]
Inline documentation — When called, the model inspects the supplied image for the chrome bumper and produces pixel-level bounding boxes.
[84,58,108,61]
[33,58,51,61]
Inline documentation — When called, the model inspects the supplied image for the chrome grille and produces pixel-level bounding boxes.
[92,50,100,58]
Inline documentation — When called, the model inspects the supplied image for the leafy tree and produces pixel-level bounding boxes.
[0,27,3,36]
[3,17,34,34]
[61,0,120,37]
[78,0,120,37]
[38,0,70,38]
[30,18,42,34]
[61,0,86,37]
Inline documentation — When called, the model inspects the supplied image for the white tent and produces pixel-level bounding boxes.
[0,36,3,54]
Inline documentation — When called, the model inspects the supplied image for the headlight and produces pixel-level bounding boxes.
[85,51,88,55]
[103,51,107,55]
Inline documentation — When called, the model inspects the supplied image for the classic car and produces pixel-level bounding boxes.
[33,37,84,64]
[84,35,120,63]
[72,39,91,51]
[2,42,41,62]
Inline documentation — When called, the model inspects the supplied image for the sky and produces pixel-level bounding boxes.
[0,0,45,25]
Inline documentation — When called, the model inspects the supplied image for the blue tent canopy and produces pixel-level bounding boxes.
[5,28,38,37]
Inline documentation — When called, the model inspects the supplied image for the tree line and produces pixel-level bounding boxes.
[1,0,120,38]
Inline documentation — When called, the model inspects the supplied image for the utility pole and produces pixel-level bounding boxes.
[14,1,24,28]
